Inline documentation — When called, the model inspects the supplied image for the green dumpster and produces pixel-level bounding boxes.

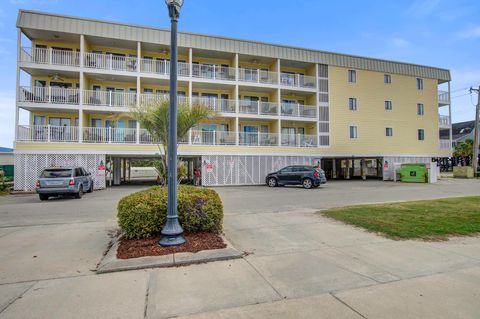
[400,164,427,183]
[0,165,13,178]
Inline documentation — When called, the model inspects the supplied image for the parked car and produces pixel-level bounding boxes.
[265,165,327,189]
[36,167,94,200]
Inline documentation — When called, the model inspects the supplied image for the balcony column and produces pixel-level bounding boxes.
[275,59,281,85]
[234,53,239,81]
[137,41,141,74]
[277,88,281,116]
[15,28,21,142]
[78,109,83,143]
[80,34,85,67]
[79,35,85,143]
[448,81,452,146]
[136,76,141,144]
[235,117,239,146]
[277,119,281,146]
[188,48,193,78]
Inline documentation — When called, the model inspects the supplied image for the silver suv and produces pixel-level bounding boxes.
[36,167,94,201]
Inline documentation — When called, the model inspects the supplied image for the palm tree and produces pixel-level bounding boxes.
[130,97,214,184]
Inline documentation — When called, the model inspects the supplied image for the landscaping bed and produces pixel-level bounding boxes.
[117,232,226,259]
[322,196,480,240]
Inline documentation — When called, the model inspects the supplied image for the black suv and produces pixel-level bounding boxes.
[265,165,327,189]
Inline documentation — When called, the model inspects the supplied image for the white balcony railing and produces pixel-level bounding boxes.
[438,90,450,104]
[139,93,188,106]
[83,90,137,108]
[140,59,189,76]
[281,103,317,118]
[83,52,138,72]
[19,86,79,104]
[17,125,79,142]
[192,97,236,113]
[281,134,318,147]
[439,115,451,127]
[280,73,316,89]
[192,64,236,81]
[20,47,80,67]
[82,127,137,144]
[17,125,319,148]
[440,139,452,150]
[191,130,236,145]
[238,68,278,85]
[239,101,278,115]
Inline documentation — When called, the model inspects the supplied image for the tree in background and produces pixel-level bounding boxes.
[130,98,214,185]
[454,139,474,164]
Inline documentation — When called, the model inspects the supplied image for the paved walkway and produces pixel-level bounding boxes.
[0,179,479,318]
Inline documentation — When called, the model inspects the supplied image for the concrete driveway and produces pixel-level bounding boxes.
[0,179,480,318]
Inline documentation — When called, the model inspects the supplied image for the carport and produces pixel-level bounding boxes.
[321,157,383,180]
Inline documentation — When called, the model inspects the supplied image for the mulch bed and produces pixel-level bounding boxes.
[117,232,226,259]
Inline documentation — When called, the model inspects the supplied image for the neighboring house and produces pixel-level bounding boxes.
[446,121,476,148]
[14,10,452,190]
[0,147,14,178]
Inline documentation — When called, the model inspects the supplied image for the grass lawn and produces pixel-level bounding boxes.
[322,196,480,240]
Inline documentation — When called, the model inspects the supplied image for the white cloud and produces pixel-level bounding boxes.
[390,37,411,48]
[405,0,441,18]
[457,25,480,39]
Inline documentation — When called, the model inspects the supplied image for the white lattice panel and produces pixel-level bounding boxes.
[201,155,318,186]
[14,154,106,191]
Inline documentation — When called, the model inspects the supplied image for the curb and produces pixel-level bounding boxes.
[96,235,243,274]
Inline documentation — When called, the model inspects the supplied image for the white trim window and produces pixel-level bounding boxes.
[348,69,356,83]
[417,103,424,115]
[385,127,393,137]
[418,129,425,141]
[384,74,392,84]
[384,100,392,110]
[416,78,424,90]
[349,125,358,139]
[349,97,357,111]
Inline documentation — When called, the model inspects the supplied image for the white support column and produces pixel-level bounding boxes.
[277,119,281,146]
[234,53,239,81]
[188,48,193,78]
[15,28,21,143]
[276,58,281,85]
[79,35,85,143]
[136,75,141,144]
[448,81,452,147]
[137,41,141,74]
[277,88,281,116]
[235,117,239,146]
[235,84,239,114]
[314,63,320,148]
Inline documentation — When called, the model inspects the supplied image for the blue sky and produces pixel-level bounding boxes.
[0,0,479,147]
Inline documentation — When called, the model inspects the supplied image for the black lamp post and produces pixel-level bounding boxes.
[160,0,186,246]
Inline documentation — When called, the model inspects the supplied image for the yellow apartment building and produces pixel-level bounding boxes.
[14,10,452,190]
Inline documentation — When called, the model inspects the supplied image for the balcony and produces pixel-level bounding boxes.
[192,97,236,113]
[439,115,451,128]
[20,47,80,67]
[83,90,137,108]
[280,73,316,89]
[440,139,452,150]
[140,59,190,77]
[438,90,450,106]
[17,125,318,148]
[238,68,278,85]
[83,52,138,72]
[239,100,278,115]
[281,103,317,118]
[192,64,236,81]
[20,86,79,105]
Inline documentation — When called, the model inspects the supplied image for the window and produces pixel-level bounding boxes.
[386,127,393,137]
[416,78,423,90]
[384,100,392,110]
[418,129,425,141]
[417,103,424,115]
[348,70,356,83]
[128,120,137,129]
[384,74,391,84]
[349,126,358,139]
[349,97,357,111]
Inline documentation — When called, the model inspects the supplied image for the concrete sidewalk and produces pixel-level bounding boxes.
[0,180,479,318]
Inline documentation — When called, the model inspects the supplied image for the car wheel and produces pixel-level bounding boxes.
[39,194,49,201]
[87,182,93,193]
[75,186,83,199]
[267,177,277,187]
[302,178,313,189]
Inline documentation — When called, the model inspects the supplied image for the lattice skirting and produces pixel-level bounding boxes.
[201,155,320,186]
[14,153,106,191]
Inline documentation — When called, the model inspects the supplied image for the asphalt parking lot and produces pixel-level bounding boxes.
[0,179,479,318]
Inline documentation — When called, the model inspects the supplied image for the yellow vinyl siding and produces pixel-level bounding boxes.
[329,66,439,155]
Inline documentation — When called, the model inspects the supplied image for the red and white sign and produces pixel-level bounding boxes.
[384,161,389,169]
[97,165,105,177]
[206,163,214,173]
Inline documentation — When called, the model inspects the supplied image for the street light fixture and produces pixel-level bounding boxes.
[160,0,186,246]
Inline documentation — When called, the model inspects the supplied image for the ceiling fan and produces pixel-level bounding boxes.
[48,73,64,82]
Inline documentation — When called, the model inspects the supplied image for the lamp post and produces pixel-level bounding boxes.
[160,0,186,246]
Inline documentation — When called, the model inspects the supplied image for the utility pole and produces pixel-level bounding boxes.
[470,86,480,176]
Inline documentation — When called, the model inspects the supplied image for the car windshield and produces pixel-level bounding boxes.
[41,169,72,178]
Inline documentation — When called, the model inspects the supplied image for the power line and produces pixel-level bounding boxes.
[451,92,472,99]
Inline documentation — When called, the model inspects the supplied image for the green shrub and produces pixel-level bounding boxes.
[117,185,224,239]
